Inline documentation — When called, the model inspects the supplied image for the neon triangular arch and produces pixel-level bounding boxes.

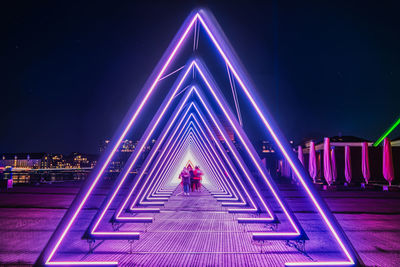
[106,85,273,220]
[36,8,362,266]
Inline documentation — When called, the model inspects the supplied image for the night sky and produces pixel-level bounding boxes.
[2,0,400,154]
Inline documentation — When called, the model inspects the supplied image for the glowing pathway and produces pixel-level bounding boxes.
[77,188,314,266]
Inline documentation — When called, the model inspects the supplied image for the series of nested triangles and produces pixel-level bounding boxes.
[37,9,362,266]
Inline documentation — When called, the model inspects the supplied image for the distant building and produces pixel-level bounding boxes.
[99,139,111,153]
[260,140,275,155]
[99,139,144,172]
[0,153,98,170]
[65,153,97,169]
[99,139,137,153]
[0,153,45,169]
[41,154,65,169]
[302,136,372,152]
[392,137,400,147]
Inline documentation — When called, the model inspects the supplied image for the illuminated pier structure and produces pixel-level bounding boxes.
[34,9,363,266]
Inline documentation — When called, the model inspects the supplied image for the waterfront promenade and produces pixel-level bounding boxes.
[1,182,400,266]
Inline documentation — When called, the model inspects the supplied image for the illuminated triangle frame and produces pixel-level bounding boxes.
[185,160,194,169]
[112,85,268,217]
[139,101,255,205]
[89,75,300,236]
[85,58,294,237]
[36,8,362,266]
[131,105,254,207]
[88,83,258,228]
[88,83,278,233]
[142,109,244,200]
[131,110,244,205]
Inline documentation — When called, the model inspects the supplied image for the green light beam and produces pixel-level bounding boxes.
[373,116,400,147]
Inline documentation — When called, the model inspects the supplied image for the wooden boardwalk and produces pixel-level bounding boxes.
[1,183,400,266]
[78,187,312,266]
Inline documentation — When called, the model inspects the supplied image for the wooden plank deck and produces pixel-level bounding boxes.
[78,188,313,266]
[1,183,400,266]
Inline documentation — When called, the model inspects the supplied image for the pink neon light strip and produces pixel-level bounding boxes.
[120,109,228,215]
[147,101,262,212]
[46,10,355,266]
[128,108,231,208]
[191,83,275,217]
[162,127,222,191]
[144,100,259,207]
[182,117,246,204]
[187,117,244,203]
[197,12,354,265]
[140,113,237,202]
[142,86,264,211]
[189,104,253,206]
[114,90,201,216]
[91,64,199,234]
[144,116,231,201]
[196,13,354,263]
[146,127,224,197]
[130,118,232,209]
[141,125,233,203]
[45,14,199,266]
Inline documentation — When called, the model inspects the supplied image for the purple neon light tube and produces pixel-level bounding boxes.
[188,112,249,205]
[139,104,236,201]
[118,107,229,215]
[38,9,360,266]
[122,103,233,210]
[140,124,230,203]
[144,114,251,209]
[138,115,235,205]
[145,105,253,205]
[189,102,256,205]
[131,119,230,207]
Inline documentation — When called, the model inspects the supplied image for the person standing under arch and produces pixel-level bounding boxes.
[180,167,191,196]
[193,166,203,191]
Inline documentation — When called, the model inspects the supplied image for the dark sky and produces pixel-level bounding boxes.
[2,0,400,154]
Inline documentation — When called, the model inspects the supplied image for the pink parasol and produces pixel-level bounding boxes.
[282,158,291,178]
[345,145,352,184]
[383,138,395,186]
[331,147,337,183]
[361,142,370,184]
[308,141,317,183]
[298,145,304,166]
[323,137,333,185]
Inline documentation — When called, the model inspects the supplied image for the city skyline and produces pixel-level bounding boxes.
[2,1,400,154]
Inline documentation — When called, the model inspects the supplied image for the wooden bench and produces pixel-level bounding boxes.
[253,232,307,241]
[113,217,153,223]
[221,202,246,206]
[88,232,140,240]
[237,217,277,224]
[228,208,258,213]
[140,201,165,206]
[130,208,160,213]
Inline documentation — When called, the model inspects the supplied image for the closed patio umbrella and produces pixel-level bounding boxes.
[383,138,395,186]
[309,141,317,183]
[283,158,291,178]
[345,145,352,184]
[361,142,370,184]
[323,137,333,185]
[298,145,304,166]
[331,147,337,183]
